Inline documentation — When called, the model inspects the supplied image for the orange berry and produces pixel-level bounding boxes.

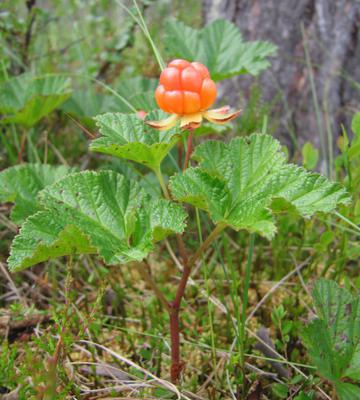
[155,85,170,113]
[155,59,217,115]
[159,67,181,90]
[183,91,201,114]
[191,62,210,79]
[164,90,183,115]
[181,66,202,92]
[168,59,191,70]
[200,78,217,110]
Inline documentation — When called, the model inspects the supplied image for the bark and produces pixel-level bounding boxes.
[203,0,360,167]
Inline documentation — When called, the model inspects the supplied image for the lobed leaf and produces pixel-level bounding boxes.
[302,318,337,382]
[8,171,187,271]
[91,111,182,170]
[0,74,72,127]
[170,134,350,238]
[0,163,76,224]
[165,19,277,80]
[302,279,360,386]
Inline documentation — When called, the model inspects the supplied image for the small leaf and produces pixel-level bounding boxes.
[0,163,76,224]
[302,319,339,382]
[8,171,187,271]
[302,142,319,170]
[272,383,288,398]
[165,19,277,80]
[302,279,360,383]
[0,74,72,127]
[170,134,350,238]
[91,111,182,170]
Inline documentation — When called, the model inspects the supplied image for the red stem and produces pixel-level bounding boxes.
[168,225,225,382]
[183,130,193,171]
[169,309,181,381]
[18,131,27,163]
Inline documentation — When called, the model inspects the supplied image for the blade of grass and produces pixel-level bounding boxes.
[301,23,327,175]
[334,211,360,234]
[239,234,255,386]
[114,0,165,71]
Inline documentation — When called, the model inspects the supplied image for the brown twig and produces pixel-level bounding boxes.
[254,327,291,379]
[0,313,51,332]
[65,113,96,139]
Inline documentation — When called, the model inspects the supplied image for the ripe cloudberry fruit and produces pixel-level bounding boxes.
[155,59,217,115]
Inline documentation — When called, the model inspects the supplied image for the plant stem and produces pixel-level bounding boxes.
[239,233,255,394]
[18,129,27,162]
[188,223,225,269]
[152,154,226,382]
[154,166,170,200]
[183,130,194,171]
[169,223,225,382]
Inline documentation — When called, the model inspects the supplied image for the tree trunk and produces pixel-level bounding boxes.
[203,0,360,170]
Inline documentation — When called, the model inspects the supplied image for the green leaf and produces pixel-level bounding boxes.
[170,134,350,238]
[293,393,313,400]
[0,163,76,224]
[0,74,72,127]
[344,345,360,381]
[335,382,360,400]
[302,279,360,383]
[91,111,181,170]
[272,383,288,398]
[165,19,277,80]
[351,113,360,137]
[302,142,319,170]
[8,171,187,271]
[302,318,340,382]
